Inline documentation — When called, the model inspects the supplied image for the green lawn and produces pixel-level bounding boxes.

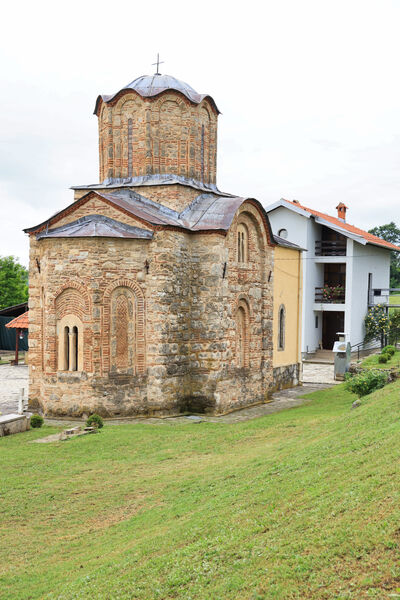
[1,383,400,599]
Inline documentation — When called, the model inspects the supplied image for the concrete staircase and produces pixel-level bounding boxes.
[303,349,334,364]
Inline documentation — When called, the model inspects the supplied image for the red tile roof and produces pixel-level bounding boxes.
[5,311,29,329]
[283,199,400,251]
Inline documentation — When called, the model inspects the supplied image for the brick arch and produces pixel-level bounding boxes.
[153,93,189,114]
[50,282,92,373]
[51,281,91,320]
[237,208,267,254]
[102,279,146,375]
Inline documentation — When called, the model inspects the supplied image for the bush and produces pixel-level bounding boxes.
[86,414,104,429]
[345,369,388,397]
[378,354,389,363]
[382,345,396,356]
[30,414,44,428]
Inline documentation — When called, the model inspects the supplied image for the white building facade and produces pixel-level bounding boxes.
[266,200,396,356]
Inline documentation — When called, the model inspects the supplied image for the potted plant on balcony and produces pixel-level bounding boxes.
[322,285,345,303]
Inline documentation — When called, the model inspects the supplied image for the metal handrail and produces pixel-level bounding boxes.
[315,240,346,256]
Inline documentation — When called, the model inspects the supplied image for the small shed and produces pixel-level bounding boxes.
[0,302,29,351]
[5,311,29,365]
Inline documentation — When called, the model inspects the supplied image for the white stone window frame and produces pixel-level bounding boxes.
[57,315,84,372]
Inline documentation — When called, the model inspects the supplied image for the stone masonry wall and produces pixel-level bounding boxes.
[28,199,275,416]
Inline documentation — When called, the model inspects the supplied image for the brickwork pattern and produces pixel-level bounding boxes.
[97,92,218,186]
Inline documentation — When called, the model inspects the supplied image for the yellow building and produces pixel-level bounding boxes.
[272,238,303,391]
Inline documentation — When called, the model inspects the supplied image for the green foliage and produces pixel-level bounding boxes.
[345,369,388,397]
[378,354,388,363]
[86,414,104,429]
[0,256,28,310]
[369,222,400,287]
[382,345,396,356]
[364,304,390,342]
[30,414,44,428]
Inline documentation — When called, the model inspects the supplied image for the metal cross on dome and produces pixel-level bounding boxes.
[152,53,164,75]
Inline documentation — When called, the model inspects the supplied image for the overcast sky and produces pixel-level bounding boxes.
[1,0,400,266]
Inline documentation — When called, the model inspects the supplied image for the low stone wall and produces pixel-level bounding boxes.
[0,414,30,437]
[270,363,301,393]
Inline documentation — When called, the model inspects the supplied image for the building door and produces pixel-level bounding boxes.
[322,311,345,349]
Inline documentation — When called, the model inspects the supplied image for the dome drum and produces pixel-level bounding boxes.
[96,74,219,186]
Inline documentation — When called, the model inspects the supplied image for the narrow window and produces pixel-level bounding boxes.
[128,118,133,177]
[278,306,285,350]
[237,224,248,263]
[237,306,246,367]
[315,315,319,329]
[63,326,70,371]
[72,326,78,371]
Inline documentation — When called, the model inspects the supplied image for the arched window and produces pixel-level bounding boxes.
[236,299,250,368]
[57,317,83,371]
[237,223,249,263]
[63,326,70,371]
[278,305,285,350]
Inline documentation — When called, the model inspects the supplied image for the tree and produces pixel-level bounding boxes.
[368,222,400,288]
[0,256,28,310]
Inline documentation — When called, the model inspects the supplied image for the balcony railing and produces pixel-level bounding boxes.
[315,285,346,304]
[368,288,400,307]
[315,240,346,256]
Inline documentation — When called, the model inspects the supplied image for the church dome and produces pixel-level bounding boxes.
[94,73,220,114]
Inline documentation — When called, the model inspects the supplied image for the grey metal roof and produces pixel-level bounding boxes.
[25,189,275,243]
[36,214,153,240]
[72,173,234,197]
[273,234,306,251]
[94,73,220,114]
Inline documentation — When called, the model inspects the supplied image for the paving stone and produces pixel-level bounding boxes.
[0,365,28,416]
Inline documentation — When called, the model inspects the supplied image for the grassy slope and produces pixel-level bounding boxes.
[361,351,400,370]
[1,384,400,600]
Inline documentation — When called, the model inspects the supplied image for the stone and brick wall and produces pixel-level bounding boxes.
[28,195,276,417]
[97,91,218,186]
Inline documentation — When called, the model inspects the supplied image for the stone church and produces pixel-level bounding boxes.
[25,69,302,417]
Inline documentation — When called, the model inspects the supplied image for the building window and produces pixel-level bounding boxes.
[237,223,249,263]
[236,299,250,368]
[315,315,319,329]
[278,228,288,239]
[57,317,83,371]
[278,305,285,350]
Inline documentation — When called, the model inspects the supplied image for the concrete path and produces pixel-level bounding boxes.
[0,364,28,416]
[302,362,338,385]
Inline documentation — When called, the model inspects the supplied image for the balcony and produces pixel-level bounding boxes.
[368,288,400,307]
[315,240,346,256]
[315,285,346,304]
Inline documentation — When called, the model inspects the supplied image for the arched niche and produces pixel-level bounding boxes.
[102,279,146,375]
